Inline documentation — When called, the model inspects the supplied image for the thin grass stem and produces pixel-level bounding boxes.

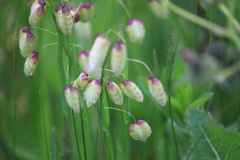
[117,0,132,19]
[126,58,153,76]
[72,111,81,160]
[105,107,136,122]
[38,42,58,51]
[39,90,50,160]
[30,27,58,35]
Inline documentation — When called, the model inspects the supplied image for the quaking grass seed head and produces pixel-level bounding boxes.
[83,80,102,108]
[72,72,89,89]
[29,0,46,26]
[89,35,110,73]
[110,41,127,76]
[129,120,152,142]
[64,86,80,113]
[19,26,35,58]
[147,76,167,106]
[119,80,144,102]
[126,19,145,44]
[77,50,90,73]
[55,6,73,35]
[148,0,169,19]
[106,81,123,105]
[76,2,94,22]
[24,50,39,76]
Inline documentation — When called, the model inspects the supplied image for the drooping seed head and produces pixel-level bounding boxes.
[83,80,102,107]
[55,6,73,35]
[77,50,90,73]
[126,19,145,44]
[148,0,169,19]
[72,72,89,89]
[110,41,127,76]
[89,35,110,73]
[147,76,167,106]
[119,80,144,102]
[76,2,94,22]
[129,120,152,142]
[64,86,80,113]
[106,81,123,105]
[29,0,46,26]
[74,21,92,40]
[24,50,39,76]
[19,26,36,58]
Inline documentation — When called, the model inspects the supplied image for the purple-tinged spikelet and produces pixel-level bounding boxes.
[89,35,110,73]
[147,76,166,106]
[73,72,89,89]
[126,19,145,44]
[129,120,152,142]
[19,26,35,58]
[64,86,80,113]
[24,50,39,76]
[148,0,169,19]
[77,50,90,73]
[29,0,46,26]
[106,81,123,105]
[119,80,144,102]
[70,10,80,23]
[110,41,127,75]
[76,2,94,22]
[83,80,102,107]
[55,6,73,35]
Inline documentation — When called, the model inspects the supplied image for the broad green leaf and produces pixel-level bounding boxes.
[191,92,214,108]
[187,108,240,160]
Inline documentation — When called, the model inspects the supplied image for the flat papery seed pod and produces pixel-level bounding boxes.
[147,76,167,106]
[110,41,127,76]
[148,0,169,19]
[119,80,144,102]
[72,72,89,89]
[29,0,46,26]
[19,26,35,58]
[129,120,152,142]
[106,81,123,105]
[83,80,102,108]
[24,50,39,76]
[77,50,90,73]
[89,35,110,73]
[64,86,80,113]
[55,6,73,35]
[126,19,145,44]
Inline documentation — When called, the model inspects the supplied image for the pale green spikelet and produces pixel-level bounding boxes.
[119,80,144,102]
[126,19,145,44]
[24,50,39,76]
[148,0,169,19]
[19,26,35,58]
[29,0,46,26]
[77,50,90,73]
[72,72,89,89]
[64,86,81,113]
[55,6,73,35]
[106,81,123,105]
[147,76,167,106]
[83,80,102,107]
[89,35,110,73]
[110,41,127,76]
[76,2,94,22]
[129,120,152,142]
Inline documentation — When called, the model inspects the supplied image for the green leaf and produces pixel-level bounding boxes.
[191,92,214,108]
[187,108,240,160]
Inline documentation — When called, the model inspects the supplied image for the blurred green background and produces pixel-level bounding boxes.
[1,0,240,159]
